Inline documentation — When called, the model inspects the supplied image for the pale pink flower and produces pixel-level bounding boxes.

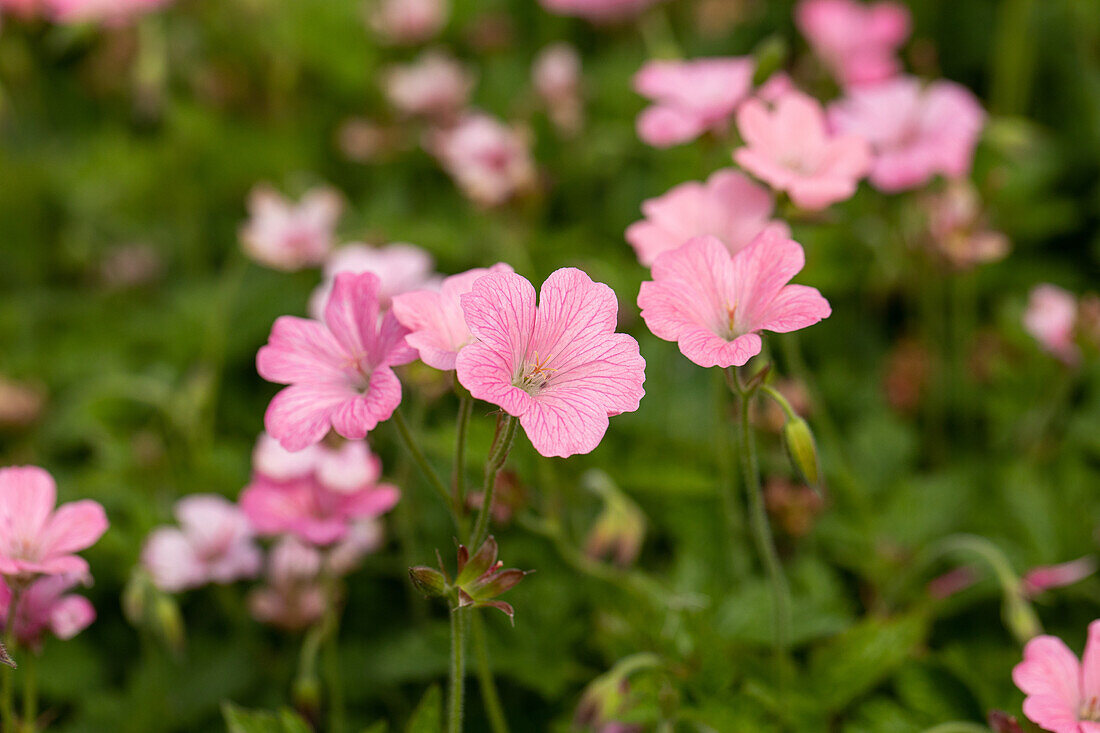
[258,272,418,451]
[735,90,871,210]
[923,181,1010,268]
[1023,284,1079,365]
[240,472,399,546]
[325,519,385,576]
[625,169,789,267]
[310,243,438,318]
[240,185,342,272]
[140,495,262,593]
[249,537,326,631]
[633,57,755,148]
[384,51,474,120]
[428,113,537,207]
[368,0,448,44]
[252,433,382,494]
[638,231,831,368]
[756,72,796,104]
[44,0,169,24]
[1023,557,1097,598]
[533,43,584,134]
[1013,619,1100,733]
[455,268,645,458]
[252,433,321,483]
[0,573,95,650]
[392,263,514,370]
[795,0,910,87]
[828,77,985,192]
[539,0,658,23]
[0,466,108,579]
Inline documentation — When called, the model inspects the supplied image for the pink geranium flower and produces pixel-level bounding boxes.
[638,231,831,368]
[368,0,448,45]
[310,243,438,318]
[0,573,95,650]
[0,466,108,579]
[428,113,537,207]
[533,43,584,135]
[539,0,658,23]
[249,537,326,631]
[1023,284,1080,365]
[252,433,382,494]
[1013,619,1100,733]
[393,263,514,370]
[240,472,399,545]
[735,90,871,210]
[258,272,417,451]
[795,0,910,87]
[239,185,342,272]
[625,169,789,267]
[140,495,262,593]
[384,51,474,120]
[455,268,646,458]
[633,57,755,148]
[828,77,985,192]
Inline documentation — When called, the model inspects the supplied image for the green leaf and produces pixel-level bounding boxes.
[405,685,442,733]
[221,702,311,733]
[361,722,389,733]
[807,612,929,712]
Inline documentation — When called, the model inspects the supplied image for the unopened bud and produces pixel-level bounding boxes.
[122,572,149,625]
[988,711,1024,733]
[409,566,448,598]
[1003,592,1042,645]
[293,674,322,719]
[782,417,821,490]
[154,594,186,655]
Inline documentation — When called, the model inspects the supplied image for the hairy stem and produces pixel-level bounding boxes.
[470,415,517,548]
[447,605,467,733]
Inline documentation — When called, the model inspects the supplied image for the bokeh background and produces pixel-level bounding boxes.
[2,0,1100,730]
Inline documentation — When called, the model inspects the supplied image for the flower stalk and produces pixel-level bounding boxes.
[471,415,517,549]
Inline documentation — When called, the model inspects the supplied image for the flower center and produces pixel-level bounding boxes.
[341,355,372,393]
[726,302,741,340]
[1081,697,1100,721]
[515,352,556,395]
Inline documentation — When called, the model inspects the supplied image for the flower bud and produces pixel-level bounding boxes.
[153,593,186,656]
[782,417,821,490]
[988,711,1024,733]
[1002,591,1042,645]
[408,566,449,598]
[584,488,646,567]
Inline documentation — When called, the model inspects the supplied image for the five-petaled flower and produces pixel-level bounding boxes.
[637,231,831,368]
[1013,619,1100,733]
[455,268,646,458]
[0,466,108,580]
[258,271,418,451]
[735,90,871,211]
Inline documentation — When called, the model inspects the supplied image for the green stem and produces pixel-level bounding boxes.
[728,368,792,680]
[393,407,460,526]
[470,613,509,733]
[919,724,990,733]
[2,584,22,733]
[323,611,345,733]
[447,605,467,733]
[714,370,749,581]
[470,415,517,548]
[453,393,473,511]
[20,653,34,733]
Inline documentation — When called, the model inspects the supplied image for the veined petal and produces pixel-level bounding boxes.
[324,272,382,360]
[752,284,832,334]
[257,316,346,385]
[0,466,57,543]
[38,500,109,558]
[532,268,620,373]
[264,382,354,451]
[460,271,537,370]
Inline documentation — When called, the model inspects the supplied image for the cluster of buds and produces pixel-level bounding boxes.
[409,536,528,622]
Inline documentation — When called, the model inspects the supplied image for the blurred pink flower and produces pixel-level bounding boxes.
[533,43,584,134]
[1023,557,1097,598]
[1013,619,1100,733]
[384,51,474,120]
[755,72,796,104]
[625,169,789,267]
[455,268,646,458]
[240,472,399,546]
[795,0,910,87]
[252,433,321,483]
[252,433,383,494]
[249,537,326,631]
[539,0,658,22]
[240,185,342,272]
[735,90,871,210]
[311,243,439,318]
[1023,284,1080,365]
[393,263,514,370]
[0,573,94,650]
[428,113,537,207]
[325,519,385,576]
[140,495,262,593]
[367,0,448,44]
[638,231,831,368]
[258,272,418,451]
[0,466,108,579]
[923,181,1010,269]
[828,77,985,192]
[13,0,172,24]
[633,57,755,148]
